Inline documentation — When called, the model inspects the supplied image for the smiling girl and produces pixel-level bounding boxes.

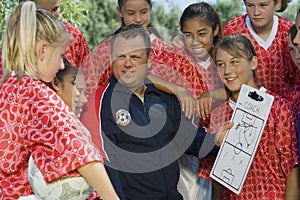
[209,34,299,199]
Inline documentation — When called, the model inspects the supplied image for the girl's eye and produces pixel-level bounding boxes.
[126,12,134,16]
[184,34,193,39]
[217,63,225,68]
[231,60,239,65]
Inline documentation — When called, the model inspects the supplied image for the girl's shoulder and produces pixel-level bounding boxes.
[266,89,293,112]
[276,15,293,31]
[223,14,248,35]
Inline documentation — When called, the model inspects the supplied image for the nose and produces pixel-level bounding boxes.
[60,59,65,70]
[192,37,200,46]
[224,64,233,74]
[253,7,260,16]
[134,13,142,24]
[124,56,133,68]
[81,93,88,104]
[293,31,300,46]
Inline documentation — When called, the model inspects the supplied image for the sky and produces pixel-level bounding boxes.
[153,0,216,12]
[153,0,297,12]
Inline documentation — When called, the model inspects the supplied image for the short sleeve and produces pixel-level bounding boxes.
[272,96,298,176]
[29,86,103,183]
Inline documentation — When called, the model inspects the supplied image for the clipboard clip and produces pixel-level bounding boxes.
[248,91,264,101]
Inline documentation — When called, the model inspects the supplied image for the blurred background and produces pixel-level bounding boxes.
[1,0,299,51]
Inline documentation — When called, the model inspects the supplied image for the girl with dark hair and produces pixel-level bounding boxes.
[174,3,226,200]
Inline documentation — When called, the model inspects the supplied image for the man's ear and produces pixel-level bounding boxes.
[50,77,62,92]
[147,52,153,69]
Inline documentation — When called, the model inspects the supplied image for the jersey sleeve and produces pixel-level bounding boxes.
[81,37,113,95]
[29,86,103,183]
[272,95,298,176]
[62,21,90,68]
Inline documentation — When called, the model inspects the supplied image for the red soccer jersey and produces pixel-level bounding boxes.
[0,76,103,199]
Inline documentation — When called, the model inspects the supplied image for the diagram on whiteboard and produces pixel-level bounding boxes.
[210,84,274,194]
[230,111,264,155]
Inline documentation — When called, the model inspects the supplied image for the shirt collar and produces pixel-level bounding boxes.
[108,75,162,97]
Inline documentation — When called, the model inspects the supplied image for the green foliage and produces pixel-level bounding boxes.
[0,0,87,41]
[1,0,299,52]
[151,2,182,43]
[0,0,18,41]
[78,0,120,51]
[278,0,299,22]
[60,0,88,27]
[213,0,243,26]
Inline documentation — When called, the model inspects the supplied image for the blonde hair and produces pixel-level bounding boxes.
[2,1,70,81]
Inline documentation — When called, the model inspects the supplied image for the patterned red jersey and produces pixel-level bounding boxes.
[0,76,103,199]
[62,21,90,68]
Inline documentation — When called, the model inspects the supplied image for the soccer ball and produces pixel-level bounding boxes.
[28,157,93,200]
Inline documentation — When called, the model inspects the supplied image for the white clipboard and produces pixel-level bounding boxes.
[210,84,274,194]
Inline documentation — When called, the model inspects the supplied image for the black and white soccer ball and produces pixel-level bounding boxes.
[28,157,93,200]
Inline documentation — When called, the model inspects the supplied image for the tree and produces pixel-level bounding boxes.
[151,1,182,43]
[78,0,182,49]
[278,0,299,22]
[213,0,243,26]
[59,0,88,27]
[0,0,18,40]
[0,0,87,41]
[78,0,120,51]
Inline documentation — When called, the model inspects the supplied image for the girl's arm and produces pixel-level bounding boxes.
[285,166,300,200]
[147,74,195,119]
[78,162,120,200]
[197,87,228,119]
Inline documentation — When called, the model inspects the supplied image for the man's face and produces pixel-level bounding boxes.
[111,35,150,94]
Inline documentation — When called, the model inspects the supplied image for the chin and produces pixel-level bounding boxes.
[75,108,82,118]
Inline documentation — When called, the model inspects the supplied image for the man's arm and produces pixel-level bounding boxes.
[186,122,234,158]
